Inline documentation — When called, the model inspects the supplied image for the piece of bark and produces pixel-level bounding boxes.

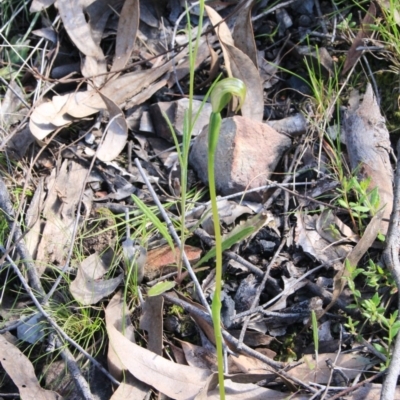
[343,83,393,233]
[266,113,307,137]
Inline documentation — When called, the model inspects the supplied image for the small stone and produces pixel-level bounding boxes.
[190,116,292,200]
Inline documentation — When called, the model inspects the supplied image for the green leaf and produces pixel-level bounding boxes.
[132,195,174,252]
[195,212,269,267]
[195,227,254,267]
[147,281,176,296]
[337,199,348,208]
[351,205,370,213]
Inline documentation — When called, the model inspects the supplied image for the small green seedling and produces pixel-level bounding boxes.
[208,77,246,400]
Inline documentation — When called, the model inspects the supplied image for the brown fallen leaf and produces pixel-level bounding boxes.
[0,333,62,400]
[145,244,201,280]
[106,291,151,397]
[29,52,186,142]
[105,292,212,400]
[232,0,258,68]
[178,340,217,371]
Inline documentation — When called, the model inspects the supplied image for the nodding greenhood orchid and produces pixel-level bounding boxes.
[207,77,246,400]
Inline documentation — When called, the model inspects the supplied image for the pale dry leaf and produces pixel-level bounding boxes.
[105,292,212,399]
[110,374,149,400]
[196,373,309,400]
[205,5,234,76]
[0,334,62,400]
[97,94,128,162]
[70,252,123,305]
[288,353,374,384]
[106,291,136,381]
[112,0,140,72]
[224,43,264,122]
[230,354,274,374]
[342,3,376,76]
[346,383,400,400]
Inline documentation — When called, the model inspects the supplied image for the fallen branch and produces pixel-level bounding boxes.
[381,140,400,400]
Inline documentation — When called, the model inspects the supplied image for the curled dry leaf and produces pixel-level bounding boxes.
[105,292,212,400]
[70,252,123,305]
[97,94,128,162]
[29,53,185,145]
[205,5,264,122]
[0,333,62,400]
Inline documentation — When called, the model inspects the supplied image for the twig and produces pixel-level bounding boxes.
[381,140,400,400]
[134,158,211,315]
[56,338,93,400]
[252,0,299,22]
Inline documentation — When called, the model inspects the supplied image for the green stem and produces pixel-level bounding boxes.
[208,112,225,400]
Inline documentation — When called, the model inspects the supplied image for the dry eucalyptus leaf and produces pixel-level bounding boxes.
[105,292,212,399]
[70,253,123,305]
[0,334,62,400]
[30,0,55,12]
[295,212,352,266]
[288,353,374,384]
[58,0,107,85]
[145,244,201,280]
[110,374,149,400]
[106,291,137,381]
[112,0,140,72]
[232,0,258,68]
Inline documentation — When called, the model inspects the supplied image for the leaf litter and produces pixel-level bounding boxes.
[1,0,400,399]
